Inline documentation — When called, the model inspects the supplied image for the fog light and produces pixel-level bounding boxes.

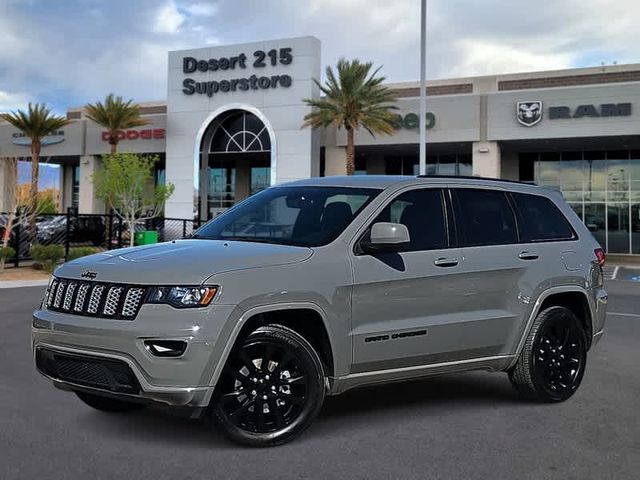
[144,340,187,357]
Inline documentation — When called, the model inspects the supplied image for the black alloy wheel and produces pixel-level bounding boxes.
[212,324,325,447]
[510,306,587,402]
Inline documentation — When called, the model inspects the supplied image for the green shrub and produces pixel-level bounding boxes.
[68,246,99,261]
[0,246,16,260]
[31,244,64,273]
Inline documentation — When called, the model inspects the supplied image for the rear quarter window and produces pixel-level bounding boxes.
[512,192,576,242]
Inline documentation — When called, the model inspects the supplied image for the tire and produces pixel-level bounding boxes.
[212,324,326,447]
[509,306,587,402]
[75,391,146,412]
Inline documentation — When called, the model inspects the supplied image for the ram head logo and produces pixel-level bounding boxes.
[516,101,543,126]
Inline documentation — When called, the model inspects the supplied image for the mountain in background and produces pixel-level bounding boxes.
[17,161,61,189]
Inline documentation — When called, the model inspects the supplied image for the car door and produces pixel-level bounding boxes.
[447,187,535,357]
[350,185,465,374]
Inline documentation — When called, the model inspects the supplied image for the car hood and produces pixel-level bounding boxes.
[55,239,313,284]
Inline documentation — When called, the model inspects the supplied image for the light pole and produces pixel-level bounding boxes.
[418,0,427,175]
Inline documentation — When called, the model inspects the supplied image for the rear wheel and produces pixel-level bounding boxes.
[509,306,587,402]
[75,391,146,412]
[212,324,325,447]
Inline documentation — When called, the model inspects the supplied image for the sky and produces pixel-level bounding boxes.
[0,0,639,114]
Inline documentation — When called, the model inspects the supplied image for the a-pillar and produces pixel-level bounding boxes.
[472,141,501,178]
[78,155,104,214]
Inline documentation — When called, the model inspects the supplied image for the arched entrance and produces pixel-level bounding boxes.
[198,108,273,219]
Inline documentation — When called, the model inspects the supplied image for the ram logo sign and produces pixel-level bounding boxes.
[516,101,543,127]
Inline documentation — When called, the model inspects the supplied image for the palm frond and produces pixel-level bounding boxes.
[85,93,151,131]
[0,103,72,141]
[302,58,397,137]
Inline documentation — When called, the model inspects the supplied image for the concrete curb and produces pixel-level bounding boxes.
[0,280,50,289]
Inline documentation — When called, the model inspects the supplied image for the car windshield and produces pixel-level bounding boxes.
[193,186,380,247]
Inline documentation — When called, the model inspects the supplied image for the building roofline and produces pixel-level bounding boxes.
[59,62,640,115]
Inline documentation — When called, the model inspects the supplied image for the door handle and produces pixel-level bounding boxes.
[518,251,539,260]
[434,257,459,267]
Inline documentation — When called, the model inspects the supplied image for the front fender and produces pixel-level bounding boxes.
[198,301,341,407]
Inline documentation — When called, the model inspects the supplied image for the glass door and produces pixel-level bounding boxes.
[208,167,236,218]
[606,202,630,253]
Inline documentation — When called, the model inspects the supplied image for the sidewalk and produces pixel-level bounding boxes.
[0,279,50,289]
[0,268,51,289]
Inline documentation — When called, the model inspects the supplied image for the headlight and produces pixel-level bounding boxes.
[148,286,218,308]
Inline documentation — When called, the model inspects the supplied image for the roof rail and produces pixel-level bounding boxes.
[415,175,537,185]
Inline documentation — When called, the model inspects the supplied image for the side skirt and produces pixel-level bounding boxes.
[328,355,514,395]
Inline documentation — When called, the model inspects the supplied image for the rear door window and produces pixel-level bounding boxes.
[512,192,576,242]
[452,189,518,247]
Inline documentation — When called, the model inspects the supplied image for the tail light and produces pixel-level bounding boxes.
[594,248,606,267]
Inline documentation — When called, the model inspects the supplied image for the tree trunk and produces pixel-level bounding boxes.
[128,219,135,247]
[346,127,355,176]
[29,140,41,239]
[109,131,118,154]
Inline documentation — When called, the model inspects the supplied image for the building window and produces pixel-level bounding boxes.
[202,110,272,219]
[72,165,80,208]
[519,150,640,254]
[354,156,367,176]
[384,153,472,176]
[155,168,166,186]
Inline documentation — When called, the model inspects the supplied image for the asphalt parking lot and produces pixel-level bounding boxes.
[1,283,639,480]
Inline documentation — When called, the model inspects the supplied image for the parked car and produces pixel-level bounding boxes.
[33,176,607,446]
[36,215,106,246]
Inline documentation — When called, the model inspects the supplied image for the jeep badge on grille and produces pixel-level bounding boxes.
[81,271,98,280]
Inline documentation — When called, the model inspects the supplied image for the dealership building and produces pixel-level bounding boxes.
[2,36,640,254]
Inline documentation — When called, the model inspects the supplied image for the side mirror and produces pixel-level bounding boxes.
[362,222,410,253]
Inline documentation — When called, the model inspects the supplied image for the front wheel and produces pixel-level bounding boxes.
[212,324,326,447]
[509,306,587,402]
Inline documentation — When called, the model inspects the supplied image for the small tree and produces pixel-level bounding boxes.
[302,58,397,175]
[0,156,54,273]
[1,157,21,273]
[94,153,174,247]
[85,94,150,154]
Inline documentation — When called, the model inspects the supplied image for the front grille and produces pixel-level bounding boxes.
[36,348,140,394]
[45,278,147,320]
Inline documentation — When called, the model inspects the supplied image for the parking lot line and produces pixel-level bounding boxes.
[608,311,640,318]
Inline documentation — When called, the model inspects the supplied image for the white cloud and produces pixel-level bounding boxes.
[184,1,218,17]
[204,36,220,45]
[1,0,640,112]
[152,1,185,34]
[446,40,572,78]
[0,90,31,112]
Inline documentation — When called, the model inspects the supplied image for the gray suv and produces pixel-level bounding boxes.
[32,176,608,446]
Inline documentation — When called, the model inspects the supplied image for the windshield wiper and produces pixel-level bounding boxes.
[220,236,284,245]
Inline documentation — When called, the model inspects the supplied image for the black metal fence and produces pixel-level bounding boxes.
[0,209,204,267]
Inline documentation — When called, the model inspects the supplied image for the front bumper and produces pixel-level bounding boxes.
[32,302,237,407]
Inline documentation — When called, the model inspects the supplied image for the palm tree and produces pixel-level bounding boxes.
[0,104,71,236]
[302,58,397,175]
[85,94,150,154]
